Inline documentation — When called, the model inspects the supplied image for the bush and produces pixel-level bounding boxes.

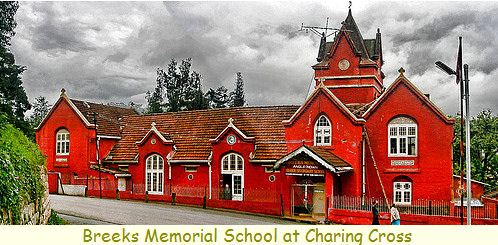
[0,113,46,224]
[47,209,66,225]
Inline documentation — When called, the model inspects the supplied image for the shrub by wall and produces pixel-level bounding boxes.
[0,114,50,224]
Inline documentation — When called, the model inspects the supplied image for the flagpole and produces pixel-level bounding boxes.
[457,36,465,225]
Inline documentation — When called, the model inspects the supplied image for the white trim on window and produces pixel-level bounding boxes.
[393,181,412,205]
[314,115,332,146]
[221,153,244,201]
[145,154,164,195]
[56,129,70,156]
[388,118,417,157]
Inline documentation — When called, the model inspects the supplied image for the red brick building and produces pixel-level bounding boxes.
[37,10,462,220]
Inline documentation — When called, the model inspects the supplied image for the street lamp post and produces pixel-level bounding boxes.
[435,36,471,225]
[464,64,471,225]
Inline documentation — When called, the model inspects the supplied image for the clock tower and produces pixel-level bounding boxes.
[312,9,384,105]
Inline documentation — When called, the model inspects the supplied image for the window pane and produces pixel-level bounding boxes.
[233,176,241,194]
[65,142,69,153]
[395,191,402,202]
[147,173,151,192]
[158,157,163,170]
[390,138,397,154]
[408,127,416,136]
[390,127,397,136]
[324,136,330,144]
[223,157,229,171]
[408,137,416,155]
[158,173,163,192]
[316,136,321,144]
[152,173,157,192]
[399,138,407,153]
[399,126,407,136]
[236,156,243,170]
[230,154,236,170]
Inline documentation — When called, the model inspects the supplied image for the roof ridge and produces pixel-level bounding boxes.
[128,105,300,117]
[70,98,135,111]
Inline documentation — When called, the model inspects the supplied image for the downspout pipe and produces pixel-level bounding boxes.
[362,130,366,205]
[208,151,213,199]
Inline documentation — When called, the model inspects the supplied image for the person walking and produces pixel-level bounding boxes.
[372,201,380,225]
[390,204,400,225]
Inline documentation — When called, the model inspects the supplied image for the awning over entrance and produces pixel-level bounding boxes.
[274,145,353,174]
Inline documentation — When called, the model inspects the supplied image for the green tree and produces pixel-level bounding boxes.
[150,58,207,112]
[230,72,245,107]
[453,109,498,190]
[206,86,230,108]
[28,96,51,129]
[0,2,31,135]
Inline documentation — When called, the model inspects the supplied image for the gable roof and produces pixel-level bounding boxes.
[105,106,299,163]
[362,69,455,124]
[283,83,366,126]
[36,89,137,137]
[136,122,173,145]
[274,145,353,173]
[71,99,137,137]
[315,10,382,67]
[210,118,255,143]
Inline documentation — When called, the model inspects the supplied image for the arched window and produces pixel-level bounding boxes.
[222,153,243,172]
[393,176,412,205]
[56,129,70,155]
[314,115,331,146]
[388,116,417,156]
[146,154,164,194]
[221,153,244,201]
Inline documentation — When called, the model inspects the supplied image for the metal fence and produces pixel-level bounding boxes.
[333,196,498,219]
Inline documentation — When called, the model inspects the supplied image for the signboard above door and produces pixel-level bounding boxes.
[285,160,325,177]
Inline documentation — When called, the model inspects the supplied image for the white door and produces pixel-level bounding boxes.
[232,174,243,201]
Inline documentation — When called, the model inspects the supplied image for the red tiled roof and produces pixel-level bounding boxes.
[105,106,299,162]
[71,99,137,137]
[306,146,352,168]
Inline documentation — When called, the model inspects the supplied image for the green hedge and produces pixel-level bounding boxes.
[0,114,46,224]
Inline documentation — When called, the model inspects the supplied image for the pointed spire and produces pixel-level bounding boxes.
[317,32,327,62]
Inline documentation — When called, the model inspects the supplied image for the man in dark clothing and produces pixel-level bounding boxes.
[372,201,380,225]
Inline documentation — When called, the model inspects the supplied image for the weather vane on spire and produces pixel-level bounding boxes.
[349,1,352,9]
[299,17,340,39]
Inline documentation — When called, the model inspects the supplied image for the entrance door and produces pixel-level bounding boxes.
[312,183,325,218]
[232,174,243,201]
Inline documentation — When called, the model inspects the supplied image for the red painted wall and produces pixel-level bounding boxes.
[364,82,454,202]
[284,90,364,197]
[129,133,173,195]
[36,99,96,184]
[314,32,383,104]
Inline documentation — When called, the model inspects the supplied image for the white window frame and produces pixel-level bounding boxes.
[314,115,332,146]
[56,129,70,156]
[388,119,417,157]
[146,154,164,195]
[393,181,412,205]
[221,153,244,201]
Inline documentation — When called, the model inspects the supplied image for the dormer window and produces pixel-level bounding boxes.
[56,129,70,155]
[314,115,331,146]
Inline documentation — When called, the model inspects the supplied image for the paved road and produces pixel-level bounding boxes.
[50,194,298,225]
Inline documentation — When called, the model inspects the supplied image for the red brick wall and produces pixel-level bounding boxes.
[364,82,454,202]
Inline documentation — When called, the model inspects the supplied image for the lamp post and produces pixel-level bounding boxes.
[435,36,471,225]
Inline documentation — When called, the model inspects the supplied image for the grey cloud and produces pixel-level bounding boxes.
[106,51,130,63]
[30,2,97,53]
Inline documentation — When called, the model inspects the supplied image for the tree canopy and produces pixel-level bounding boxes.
[453,109,498,191]
[230,72,245,107]
[0,1,31,136]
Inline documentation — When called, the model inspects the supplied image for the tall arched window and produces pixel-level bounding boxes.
[314,115,331,146]
[221,153,244,201]
[56,129,70,155]
[388,116,417,156]
[146,154,164,194]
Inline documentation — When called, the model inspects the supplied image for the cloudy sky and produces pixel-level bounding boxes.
[10,0,498,115]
